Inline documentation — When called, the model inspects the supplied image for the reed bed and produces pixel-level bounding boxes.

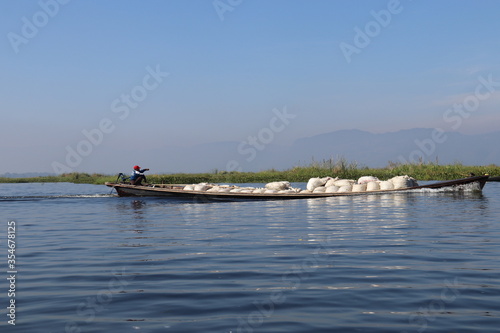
[1,161,498,185]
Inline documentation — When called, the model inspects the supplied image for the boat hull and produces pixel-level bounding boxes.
[105,175,489,200]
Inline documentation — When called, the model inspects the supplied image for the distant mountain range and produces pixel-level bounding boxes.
[291,128,500,168]
[150,128,500,173]
[2,128,499,175]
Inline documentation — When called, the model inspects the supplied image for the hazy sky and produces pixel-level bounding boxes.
[1,0,500,174]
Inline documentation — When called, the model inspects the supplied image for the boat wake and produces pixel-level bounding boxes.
[0,194,115,201]
[410,181,482,193]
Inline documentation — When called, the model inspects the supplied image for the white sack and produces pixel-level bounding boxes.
[389,175,418,189]
[313,186,326,193]
[325,178,339,187]
[265,181,291,191]
[357,176,379,184]
[333,179,355,187]
[379,181,394,190]
[307,177,328,191]
[338,185,353,193]
[194,184,209,191]
[352,184,367,192]
[366,182,380,191]
[206,186,220,192]
[325,186,339,193]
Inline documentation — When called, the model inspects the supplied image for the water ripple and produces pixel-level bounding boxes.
[2,182,500,332]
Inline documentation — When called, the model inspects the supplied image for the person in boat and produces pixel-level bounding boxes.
[130,165,149,185]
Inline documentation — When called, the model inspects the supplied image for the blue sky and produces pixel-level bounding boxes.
[1,0,500,174]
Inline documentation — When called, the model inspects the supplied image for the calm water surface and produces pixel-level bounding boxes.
[1,181,499,333]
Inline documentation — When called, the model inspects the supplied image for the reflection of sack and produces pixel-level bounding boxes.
[265,181,291,191]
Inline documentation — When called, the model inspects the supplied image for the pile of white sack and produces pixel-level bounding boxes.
[182,181,302,194]
[301,175,418,194]
[181,175,418,194]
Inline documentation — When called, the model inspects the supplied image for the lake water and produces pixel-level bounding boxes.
[1,181,499,333]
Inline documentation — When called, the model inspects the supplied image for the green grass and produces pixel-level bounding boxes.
[0,172,115,184]
[1,161,498,185]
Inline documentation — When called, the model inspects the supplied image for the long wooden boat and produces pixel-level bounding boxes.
[105,175,489,201]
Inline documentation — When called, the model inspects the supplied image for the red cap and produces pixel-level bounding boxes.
[133,165,140,170]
